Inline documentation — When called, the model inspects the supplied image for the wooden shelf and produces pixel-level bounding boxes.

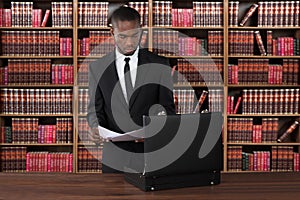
[228,55,300,58]
[0,114,73,117]
[0,143,73,146]
[227,142,300,146]
[0,84,74,88]
[228,84,300,88]
[228,114,300,117]
[174,83,224,88]
[229,26,300,29]
[152,26,224,29]
[0,56,73,59]
[165,55,224,59]
[0,27,73,30]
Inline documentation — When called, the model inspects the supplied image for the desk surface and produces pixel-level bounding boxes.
[0,172,300,200]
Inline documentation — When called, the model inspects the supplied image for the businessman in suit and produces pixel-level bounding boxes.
[87,6,176,173]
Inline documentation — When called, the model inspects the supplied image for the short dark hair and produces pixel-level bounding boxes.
[110,6,141,27]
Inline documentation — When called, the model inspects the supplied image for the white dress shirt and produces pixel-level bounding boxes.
[115,46,139,103]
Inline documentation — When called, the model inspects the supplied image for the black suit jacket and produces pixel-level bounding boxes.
[87,48,176,133]
[87,48,176,173]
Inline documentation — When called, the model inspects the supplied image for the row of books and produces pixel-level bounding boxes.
[59,38,73,56]
[173,89,223,114]
[0,88,73,114]
[0,59,74,85]
[78,117,92,144]
[241,88,300,114]
[228,59,299,85]
[78,89,88,115]
[26,152,73,172]
[78,31,114,56]
[153,1,223,27]
[271,37,300,56]
[177,37,209,56]
[229,30,300,56]
[2,117,73,144]
[78,2,108,27]
[0,2,72,27]
[227,96,242,114]
[0,7,50,27]
[51,2,73,27]
[128,2,149,27]
[227,118,279,143]
[78,146,102,172]
[0,126,12,143]
[1,31,61,56]
[77,59,95,86]
[0,147,73,172]
[176,58,223,84]
[227,146,300,172]
[257,1,300,27]
[51,64,74,85]
[229,1,300,27]
[173,89,196,114]
[153,30,223,56]
[0,146,26,172]
[78,2,148,27]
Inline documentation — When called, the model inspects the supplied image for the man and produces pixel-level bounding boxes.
[87,6,176,173]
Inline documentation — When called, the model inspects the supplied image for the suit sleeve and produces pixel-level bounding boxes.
[159,59,176,115]
[87,62,107,128]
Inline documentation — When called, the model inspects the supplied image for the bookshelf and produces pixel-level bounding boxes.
[0,0,299,173]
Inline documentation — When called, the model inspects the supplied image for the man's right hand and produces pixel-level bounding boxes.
[88,127,104,145]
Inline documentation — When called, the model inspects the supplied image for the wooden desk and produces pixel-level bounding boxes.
[0,172,299,200]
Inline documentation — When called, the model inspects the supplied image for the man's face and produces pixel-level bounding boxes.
[111,20,141,55]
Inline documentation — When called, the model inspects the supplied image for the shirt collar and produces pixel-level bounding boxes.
[115,46,139,61]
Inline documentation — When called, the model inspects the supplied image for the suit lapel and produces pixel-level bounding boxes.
[103,52,128,109]
[129,49,150,108]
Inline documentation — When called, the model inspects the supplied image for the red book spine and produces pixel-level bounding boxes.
[233,96,242,114]
[69,153,73,172]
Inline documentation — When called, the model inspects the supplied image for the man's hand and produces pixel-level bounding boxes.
[88,127,108,145]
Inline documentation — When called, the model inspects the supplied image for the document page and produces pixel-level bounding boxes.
[98,126,144,142]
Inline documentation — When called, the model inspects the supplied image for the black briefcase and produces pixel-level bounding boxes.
[124,113,223,191]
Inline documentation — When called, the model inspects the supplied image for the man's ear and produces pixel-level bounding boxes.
[110,27,114,36]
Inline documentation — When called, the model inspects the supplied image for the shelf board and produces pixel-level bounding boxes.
[0,27,73,30]
[228,114,300,117]
[228,84,300,88]
[174,83,224,88]
[77,56,103,59]
[77,143,103,147]
[0,84,74,88]
[227,142,300,146]
[228,55,300,58]
[165,55,224,59]
[78,114,87,117]
[153,26,224,30]
[229,26,300,30]
[0,114,73,117]
[0,56,73,59]
[77,27,110,30]
[224,170,296,173]
[0,143,73,146]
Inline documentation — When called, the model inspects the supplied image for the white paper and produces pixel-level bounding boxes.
[98,125,144,142]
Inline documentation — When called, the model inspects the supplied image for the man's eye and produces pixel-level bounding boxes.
[118,35,126,39]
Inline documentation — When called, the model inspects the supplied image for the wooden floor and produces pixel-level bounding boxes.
[0,172,300,200]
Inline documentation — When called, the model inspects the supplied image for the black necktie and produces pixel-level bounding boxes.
[124,57,133,103]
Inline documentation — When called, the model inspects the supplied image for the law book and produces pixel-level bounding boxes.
[255,31,267,55]
[40,9,50,27]
[239,4,259,26]
[193,90,208,113]
[233,96,242,114]
[277,120,299,142]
